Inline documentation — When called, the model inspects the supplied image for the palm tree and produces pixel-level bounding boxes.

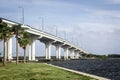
[12,24,25,65]
[18,32,30,64]
[0,22,13,66]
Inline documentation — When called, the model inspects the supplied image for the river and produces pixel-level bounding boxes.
[47,58,120,80]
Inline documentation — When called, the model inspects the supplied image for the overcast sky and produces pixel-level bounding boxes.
[0,0,120,55]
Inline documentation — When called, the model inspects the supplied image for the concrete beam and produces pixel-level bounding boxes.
[69,46,76,50]
[40,37,54,43]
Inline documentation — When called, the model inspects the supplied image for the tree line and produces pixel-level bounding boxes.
[81,53,108,59]
[108,54,120,58]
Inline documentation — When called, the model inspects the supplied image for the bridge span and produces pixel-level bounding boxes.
[0,18,88,61]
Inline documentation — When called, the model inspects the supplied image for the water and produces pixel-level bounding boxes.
[47,58,120,80]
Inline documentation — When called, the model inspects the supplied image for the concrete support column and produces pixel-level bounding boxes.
[31,41,35,60]
[45,42,51,59]
[75,51,80,59]
[74,51,77,59]
[7,38,12,61]
[70,49,75,59]
[56,45,61,60]
[77,53,80,59]
[29,40,35,61]
[76,53,79,59]
[64,47,69,60]
[29,45,31,60]
[79,52,82,58]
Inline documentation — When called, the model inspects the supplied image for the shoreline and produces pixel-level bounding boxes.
[45,63,110,80]
[46,59,120,80]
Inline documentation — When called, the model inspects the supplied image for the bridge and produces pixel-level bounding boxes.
[0,18,88,61]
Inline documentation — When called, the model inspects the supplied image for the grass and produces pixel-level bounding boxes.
[0,62,96,80]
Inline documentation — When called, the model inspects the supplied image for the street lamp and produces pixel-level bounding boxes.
[64,31,67,40]
[54,25,58,36]
[72,36,74,43]
[18,6,24,24]
[39,17,44,31]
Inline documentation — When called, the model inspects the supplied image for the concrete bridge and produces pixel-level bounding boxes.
[0,18,88,61]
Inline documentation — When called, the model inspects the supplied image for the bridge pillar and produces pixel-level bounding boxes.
[75,51,80,59]
[45,42,51,60]
[77,52,80,59]
[29,39,35,61]
[29,45,31,60]
[32,41,35,60]
[55,45,61,60]
[64,47,69,60]
[79,52,82,58]
[7,38,12,61]
[70,49,75,59]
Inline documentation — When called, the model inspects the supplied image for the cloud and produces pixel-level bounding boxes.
[67,21,120,54]
[106,0,120,4]
[0,0,78,8]
[0,0,120,54]
[93,10,120,19]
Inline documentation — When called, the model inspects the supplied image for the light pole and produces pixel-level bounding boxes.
[18,6,24,24]
[54,25,58,36]
[39,17,44,31]
[77,40,78,46]
[64,31,67,40]
[72,36,74,43]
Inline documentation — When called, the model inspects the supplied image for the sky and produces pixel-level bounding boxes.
[0,0,120,56]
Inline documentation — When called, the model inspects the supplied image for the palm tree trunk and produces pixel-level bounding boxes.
[16,38,18,65]
[6,41,8,61]
[3,40,7,66]
[24,48,26,64]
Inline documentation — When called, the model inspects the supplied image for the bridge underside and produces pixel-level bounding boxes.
[39,37,54,43]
